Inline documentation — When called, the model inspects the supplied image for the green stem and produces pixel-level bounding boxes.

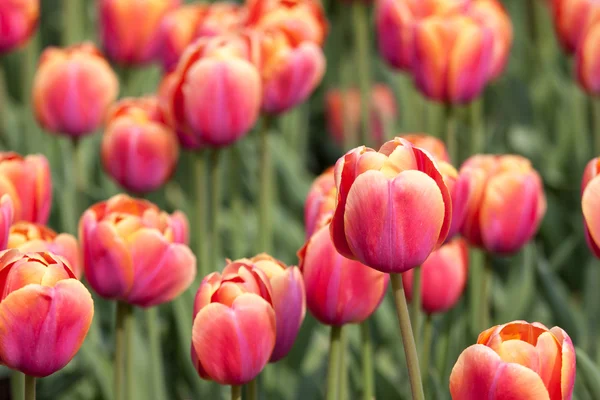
[230,147,245,259]
[411,267,422,348]
[326,325,343,400]
[63,0,83,45]
[146,308,167,400]
[593,98,600,156]
[420,315,433,388]
[231,385,242,400]
[71,138,82,234]
[209,149,221,268]
[339,327,348,400]
[360,321,374,400]
[470,98,484,155]
[11,372,24,400]
[258,116,273,253]
[390,273,425,400]
[125,304,134,400]
[478,256,493,331]
[445,105,458,164]
[246,378,258,400]
[114,302,134,400]
[352,2,372,147]
[24,375,35,400]
[194,152,208,279]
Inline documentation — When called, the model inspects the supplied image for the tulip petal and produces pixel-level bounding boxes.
[550,327,576,400]
[582,176,600,254]
[535,331,563,400]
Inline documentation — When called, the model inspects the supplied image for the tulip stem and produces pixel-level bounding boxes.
[470,99,484,155]
[390,273,425,400]
[478,255,493,331]
[63,0,83,45]
[326,325,343,400]
[209,149,222,268]
[114,302,134,400]
[12,372,24,400]
[445,105,458,164]
[420,315,433,389]
[231,385,242,400]
[593,97,600,155]
[194,152,209,280]
[146,308,167,400]
[352,1,372,147]
[246,378,258,400]
[258,116,273,253]
[360,321,374,400]
[23,375,35,400]
[411,267,422,347]
[339,327,348,400]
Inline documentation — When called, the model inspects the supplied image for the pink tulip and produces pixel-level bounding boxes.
[581,157,600,256]
[0,196,14,251]
[304,167,336,238]
[0,0,39,54]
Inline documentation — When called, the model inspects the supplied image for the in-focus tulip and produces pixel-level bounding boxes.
[402,238,467,314]
[102,96,179,193]
[192,262,276,384]
[326,85,397,148]
[0,196,13,251]
[99,0,180,65]
[581,157,600,256]
[576,22,600,95]
[0,0,39,53]
[8,222,81,278]
[450,321,576,400]
[299,223,389,325]
[413,14,493,104]
[330,137,452,273]
[304,167,336,238]
[552,0,600,54]
[0,152,51,224]
[79,194,195,307]
[32,43,119,137]
[460,154,546,254]
[0,250,94,377]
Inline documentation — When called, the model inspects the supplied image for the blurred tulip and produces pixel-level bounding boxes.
[460,154,546,254]
[79,194,195,307]
[32,43,119,137]
[0,196,13,251]
[299,223,389,325]
[576,21,600,94]
[304,167,336,238]
[102,96,179,193]
[192,262,276,384]
[413,14,493,104]
[402,238,467,314]
[99,0,180,65]
[552,0,600,54]
[330,137,452,273]
[581,157,600,256]
[0,152,51,224]
[400,133,450,162]
[450,321,576,399]
[0,0,39,53]
[8,222,81,278]
[0,250,93,377]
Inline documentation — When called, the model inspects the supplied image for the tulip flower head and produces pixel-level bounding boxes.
[581,157,600,256]
[552,0,600,54]
[79,194,195,307]
[304,167,336,238]
[0,250,94,377]
[450,321,576,399]
[0,0,39,53]
[32,43,119,137]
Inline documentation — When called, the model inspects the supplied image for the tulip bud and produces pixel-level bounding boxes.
[402,238,467,314]
[576,22,600,95]
[0,250,94,377]
[552,0,600,54]
[581,157,600,256]
[0,0,39,53]
[304,167,336,238]
[79,194,196,307]
[32,43,119,137]
[99,0,180,65]
[101,97,179,194]
[299,223,389,325]
[330,137,452,273]
[0,152,51,224]
[450,321,576,399]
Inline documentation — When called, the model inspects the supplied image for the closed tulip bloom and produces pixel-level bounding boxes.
[299,223,389,325]
[330,137,452,273]
[402,238,467,314]
[576,22,600,95]
[0,196,14,251]
[102,96,179,193]
[99,0,180,65]
[32,43,119,137]
[0,0,39,53]
[0,250,94,377]
[413,14,493,104]
[460,154,546,254]
[79,194,195,307]
[304,167,336,238]
[0,152,51,224]
[192,263,276,384]
[581,157,600,256]
[552,0,600,54]
[450,321,576,399]
[400,133,450,162]
[8,222,81,278]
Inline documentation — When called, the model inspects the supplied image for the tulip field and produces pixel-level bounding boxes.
[3,0,600,399]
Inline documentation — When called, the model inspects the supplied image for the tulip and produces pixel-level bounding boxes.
[413,14,494,104]
[0,0,39,53]
[402,238,468,314]
[299,223,389,325]
[0,152,51,224]
[304,167,336,238]
[450,321,576,399]
[0,196,13,251]
[101,96,180,193]
[192,262,276,384]
[552,0,600,54]
[400,133,450,162]
[32,43,119,137]
[330,137,452,273]
[99,0,180,65]
[576,22,600,95]
[438,161,473,240]
[0,250,94,377]
[8,221,81,278]
[460,154,546,254]
[581,157,600,256]
[79,194,195,307]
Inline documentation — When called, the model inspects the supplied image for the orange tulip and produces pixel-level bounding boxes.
[576,21,600,95]
[0,196,14,251]
[99,0,180,65]
[0,152,51,224]
[8,222,81,278]
[32,43,119,137]
[101,96,179,193]
[460,154,546,254]
[79,194,195,307]
[450,321,576,399]
[0,250,94,377]
[304,167,336,238]
[552,0,600,54]
[0,0,39,53]
[581,157,600,256]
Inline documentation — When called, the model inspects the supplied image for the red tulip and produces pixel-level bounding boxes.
[576,21,600,95]
[450,321,576,399]
[299,223,389,325]
[0,0,39,53]
[581,157,600,256]
[0,250,94,377]
[402,238,468,314]
[330,137,452,273]
[32,43,119,137]
[102,96,179,193]
[552,0,600,54]
[79,194,195,307]
[304,167,336,238]
[0,152,51,224]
